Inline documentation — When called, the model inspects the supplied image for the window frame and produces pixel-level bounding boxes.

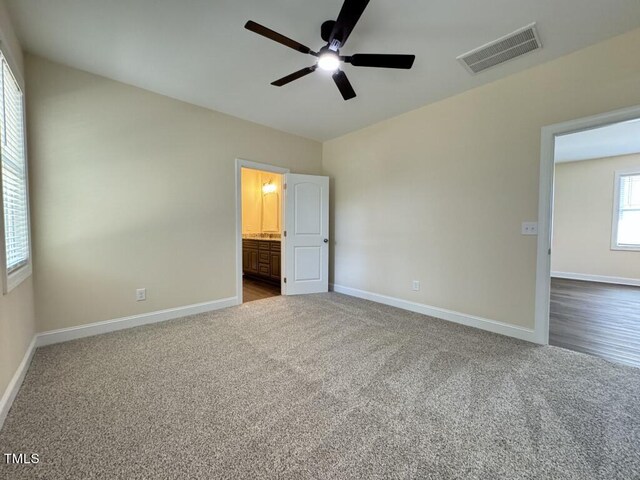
[611,168,640,252]
[0,50,32,294]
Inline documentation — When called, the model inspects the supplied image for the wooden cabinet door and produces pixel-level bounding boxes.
[258,251,270,264]
[270,252,280,280]
[242,248,250,273]
[250,249,259,273]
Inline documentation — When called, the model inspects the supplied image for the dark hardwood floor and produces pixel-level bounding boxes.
[549,278,640,368]
[243,277,281,303]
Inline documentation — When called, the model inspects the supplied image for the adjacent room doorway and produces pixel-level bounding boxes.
[235,159,330,304]
[535,106,640,367]
[240,165,285,303]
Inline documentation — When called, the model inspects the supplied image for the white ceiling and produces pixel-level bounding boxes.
[555,119,640,163]
[6,0,640,141]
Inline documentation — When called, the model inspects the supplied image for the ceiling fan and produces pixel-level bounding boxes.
[245,0,415,101]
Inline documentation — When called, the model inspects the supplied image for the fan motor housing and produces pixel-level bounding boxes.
[321,20,336,42]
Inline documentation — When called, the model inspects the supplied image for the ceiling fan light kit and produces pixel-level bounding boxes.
[244,0,415,101]
[317,51,341,72]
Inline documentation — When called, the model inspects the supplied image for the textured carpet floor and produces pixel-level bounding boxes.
[1,293,639,479]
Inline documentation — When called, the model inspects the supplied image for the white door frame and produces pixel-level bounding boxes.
[533,104,640,344]
[235,158,290,304]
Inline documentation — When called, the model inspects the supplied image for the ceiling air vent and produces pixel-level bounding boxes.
[457,23,542,75]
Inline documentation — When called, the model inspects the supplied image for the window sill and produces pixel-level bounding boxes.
[4,263,32,294]
[611,245,640,252]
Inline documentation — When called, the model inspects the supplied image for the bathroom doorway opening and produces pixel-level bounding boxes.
[237,160,288,304]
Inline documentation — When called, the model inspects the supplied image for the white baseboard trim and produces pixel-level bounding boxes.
[0,336,37,431]
[331,284,538,343]
[551,271,640,287]
[36,296,239,347]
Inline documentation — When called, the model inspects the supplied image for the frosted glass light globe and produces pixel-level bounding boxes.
[318,53,340,72]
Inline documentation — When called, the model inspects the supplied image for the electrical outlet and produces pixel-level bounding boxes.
[136,288,146,301]
[412,280,420,291]
[521,222,538,236]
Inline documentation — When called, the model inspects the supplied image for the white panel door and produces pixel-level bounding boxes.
[284,174,329,295]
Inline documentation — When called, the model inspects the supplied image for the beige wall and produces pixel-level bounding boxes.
[0,0,36,404]
[241,168,282,235]
[26,55,322,332]
[323,28,640,329]
[552,154,640,280]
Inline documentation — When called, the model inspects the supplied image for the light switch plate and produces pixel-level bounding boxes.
[521,222,538,235]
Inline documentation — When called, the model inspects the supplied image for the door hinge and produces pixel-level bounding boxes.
[548,248,551,255]
[284,277,287,283]
[284,230,287,237]
[283,183,287,189]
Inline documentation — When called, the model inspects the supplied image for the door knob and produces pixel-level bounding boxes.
[323,238,329,243]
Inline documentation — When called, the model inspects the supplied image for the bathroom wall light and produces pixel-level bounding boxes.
[262,182,277,194]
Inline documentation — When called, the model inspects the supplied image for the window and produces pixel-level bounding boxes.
[0,51,31,292]
[612,170,640,250]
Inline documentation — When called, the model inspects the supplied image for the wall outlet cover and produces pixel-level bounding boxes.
[136,288,146,301]
[521,222,538,235]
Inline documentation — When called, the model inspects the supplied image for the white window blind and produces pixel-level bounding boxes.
[614,172,640,248]
[0,53,30,273]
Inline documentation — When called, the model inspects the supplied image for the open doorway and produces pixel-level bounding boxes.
[235,158,330,305]
[237,160,289,304]
[548,118,640,367]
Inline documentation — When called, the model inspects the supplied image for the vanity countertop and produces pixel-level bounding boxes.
[242,233,281,240]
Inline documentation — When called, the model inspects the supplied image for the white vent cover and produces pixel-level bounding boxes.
[457,23,542,75]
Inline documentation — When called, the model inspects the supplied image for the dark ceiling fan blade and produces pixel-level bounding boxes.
[329,0,370,48]
[271,66,318,87]
[346,54,416,69]
[245,21,315,55]
[332,70,356,100]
